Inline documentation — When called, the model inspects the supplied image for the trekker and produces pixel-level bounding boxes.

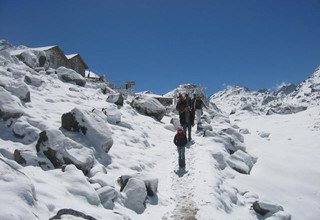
[173,127,188,169]
[176,94,194,142]
[194,95,207,126]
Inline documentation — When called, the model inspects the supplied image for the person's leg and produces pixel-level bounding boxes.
[187,124,192,141]
[178,147,185,168]
[195,109,199,124]
[183,125,187,136]
[180,147,185,168]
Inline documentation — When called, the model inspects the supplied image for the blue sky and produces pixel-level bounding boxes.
[1,0,320,95]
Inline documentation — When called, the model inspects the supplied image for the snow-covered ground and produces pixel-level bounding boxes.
[1,40,320,219]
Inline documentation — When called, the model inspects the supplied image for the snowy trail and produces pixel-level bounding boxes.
[164,141,199,220]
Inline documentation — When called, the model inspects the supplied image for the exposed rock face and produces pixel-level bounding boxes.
[35,129,94,174]
[131,95,166,121]
[57,66,86,86]
[61,108,113,153]
[266,105,307,115]
[0,87,24,120]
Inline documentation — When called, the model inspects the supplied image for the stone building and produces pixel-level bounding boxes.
[11,45,88,76]
[66,54,88,77]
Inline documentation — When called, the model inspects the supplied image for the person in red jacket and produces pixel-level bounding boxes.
[173,127,188,169]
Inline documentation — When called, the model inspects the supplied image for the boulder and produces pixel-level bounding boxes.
[101,106,122,124]
[35,129,94,174]
[226,150,256,174]
[239,128,250,134]
[122,178,147,214]
[106,93,124,106]
[97,186,118,209]
[117,173,158,196]
[57,67,86,87]
[131,95,166,121]
[15,49,47,69]
[252,201,284,216]
[24,74,44,87]
[0,158,39,220]
[170,118,181,130]
[12,118,39,144]
[221,128,244,143]
[2,79,31,102]
[49,209,97,220]
[61,108,113,152]
[258,131,270,138]
[13,149,52,169]
[0,87,24,120]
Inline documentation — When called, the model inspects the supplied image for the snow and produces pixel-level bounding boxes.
[66,54,78,59]
[1,41,320,219]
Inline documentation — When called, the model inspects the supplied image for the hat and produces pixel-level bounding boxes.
[177,127,183,132]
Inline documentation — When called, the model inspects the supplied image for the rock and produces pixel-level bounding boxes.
[131,95,166,121]
[101,106,122,124]
[107,93,124,106]
[117,173,158,196]
[57,66,86,87]
[97,186,118,209]
[239,128,250,134]
[258,131,270,138]
[61,108,113,152]
[0,87,24,120]
[3,80,31,102]
[226,150,257,174]
[49,208,97,220]
[267,105,307,115]
[123,178,147,214]
[262,96,275,105]
[170,118,181,130]
[24,74,44,87]
[35,129,94,174]
[13,149,26,165]
[276,83,297,96]
[252,201,284,216]
[0,158,39,220]
[12,118,39,144]
[222,128,244,143]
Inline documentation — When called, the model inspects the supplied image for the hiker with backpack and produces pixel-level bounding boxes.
[173,127,188,169]
[176,94,194,142]
[193,95,207,127]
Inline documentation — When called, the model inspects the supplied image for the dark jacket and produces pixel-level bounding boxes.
[179,108,194,126]
[176,99,187,112]
[194,99,206,110]
[174,132,188,147]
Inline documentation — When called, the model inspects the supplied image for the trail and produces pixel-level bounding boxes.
[162,138,199,220]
